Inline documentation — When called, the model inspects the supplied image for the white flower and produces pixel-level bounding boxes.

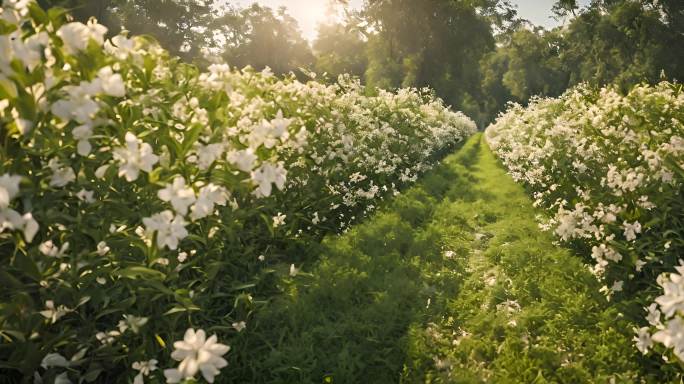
[163,328,230,384]
[40,300,71,324]
[14,211,37,242]
[177,251,188,263]
[113,132,159,182]
[232,321,246,332]
[39,240,69,257]
[96,330,121,345]
[636,259,647,272]
[142,210,188,250]
[195,143,224,170]
[226,148,257,172]
[41,353,69,369]
[634,327,652,355]
[54,372,72,384]
[158,177,196,216]
[591,244,622,263]
[646,303,662,327]
[132,359,158,384]
[95,164,110,179]
[118,314,148,334]
[251,162,287,197]
[0,173,21,209]
[75,188,95,203]
[269,109,291,139]
[272,212,286,228]
[51,83,101,124]
[48,158,76,187]
[97,66,126,97]
[655,265,684,317]
[105,34,136,59]
[653,317,684,361]
[72,124,93,156]
[623,221,642,241]
[96,241,110,256]
[611,280,624,293]
[56,19,107,55]
[289,264,299,277]
[190,184,228,221]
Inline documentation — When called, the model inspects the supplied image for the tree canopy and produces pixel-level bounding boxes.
[39,0,684,125]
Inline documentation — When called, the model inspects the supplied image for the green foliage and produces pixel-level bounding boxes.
[38,0,216,60]
[481,0,684,123]
[313,22,367,81]
[213,4,315,76]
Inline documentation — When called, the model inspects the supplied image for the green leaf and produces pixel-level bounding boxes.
[116,266,166,280]
[0,19,18,35]
[163,305,200,315]
[27,2,49,24]
[13,253,41,281]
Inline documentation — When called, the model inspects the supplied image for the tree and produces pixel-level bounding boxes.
[213,4,314,76]
[313,22,367,81]
[39,0,216,61]
[360,0,518,125]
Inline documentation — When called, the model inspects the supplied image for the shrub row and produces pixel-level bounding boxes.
[486,82,684,372]
[0,2,476,382]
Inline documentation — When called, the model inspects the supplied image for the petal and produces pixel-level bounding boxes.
[208,343,230,356]
[163,369,182,383]
[199,363,220,383]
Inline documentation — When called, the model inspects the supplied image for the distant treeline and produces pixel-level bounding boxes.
[41,0,684,126]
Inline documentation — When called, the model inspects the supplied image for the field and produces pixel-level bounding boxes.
[1,1,683,383]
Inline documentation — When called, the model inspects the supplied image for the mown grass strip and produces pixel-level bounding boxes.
[230,134,648,383]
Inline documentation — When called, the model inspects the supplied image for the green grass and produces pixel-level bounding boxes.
[227,134,654,383]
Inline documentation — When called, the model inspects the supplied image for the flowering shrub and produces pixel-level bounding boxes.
[0,1,476,382]
[485,82,684,369]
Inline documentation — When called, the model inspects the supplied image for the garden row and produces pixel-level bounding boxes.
[0,2,475,383]
[486,82,684,376]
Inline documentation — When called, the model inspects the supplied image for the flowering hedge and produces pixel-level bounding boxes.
[0,1,476,382]
[485,82,684,371]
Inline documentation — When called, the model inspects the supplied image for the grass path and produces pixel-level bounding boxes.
[231,134,649,383]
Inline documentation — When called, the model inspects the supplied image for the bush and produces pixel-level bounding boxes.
[0,1,476,382]
[486,82,684,373]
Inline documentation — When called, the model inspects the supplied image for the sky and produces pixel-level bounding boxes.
[228,0,591,41]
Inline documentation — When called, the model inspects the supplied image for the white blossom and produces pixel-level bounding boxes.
[653,317,684,361]
[158,177,196,216]
[623,221,642,241]
[190,184,228,221]
[39,300,71,324]
[47,158,76,187]
[655,264,684,318]
[97,66,126,97]
[75,188,95,203]
[163,328,230,384]
[118,314,148,334]
[132,359,158,384]
[232,321,246,332]
[634,327,653,355]
[142,210,188,250]
[56,19,107,55]
[251,162,287,197]
[0,173,21,209]
[272,212,286,228]
[113,132,159,182]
